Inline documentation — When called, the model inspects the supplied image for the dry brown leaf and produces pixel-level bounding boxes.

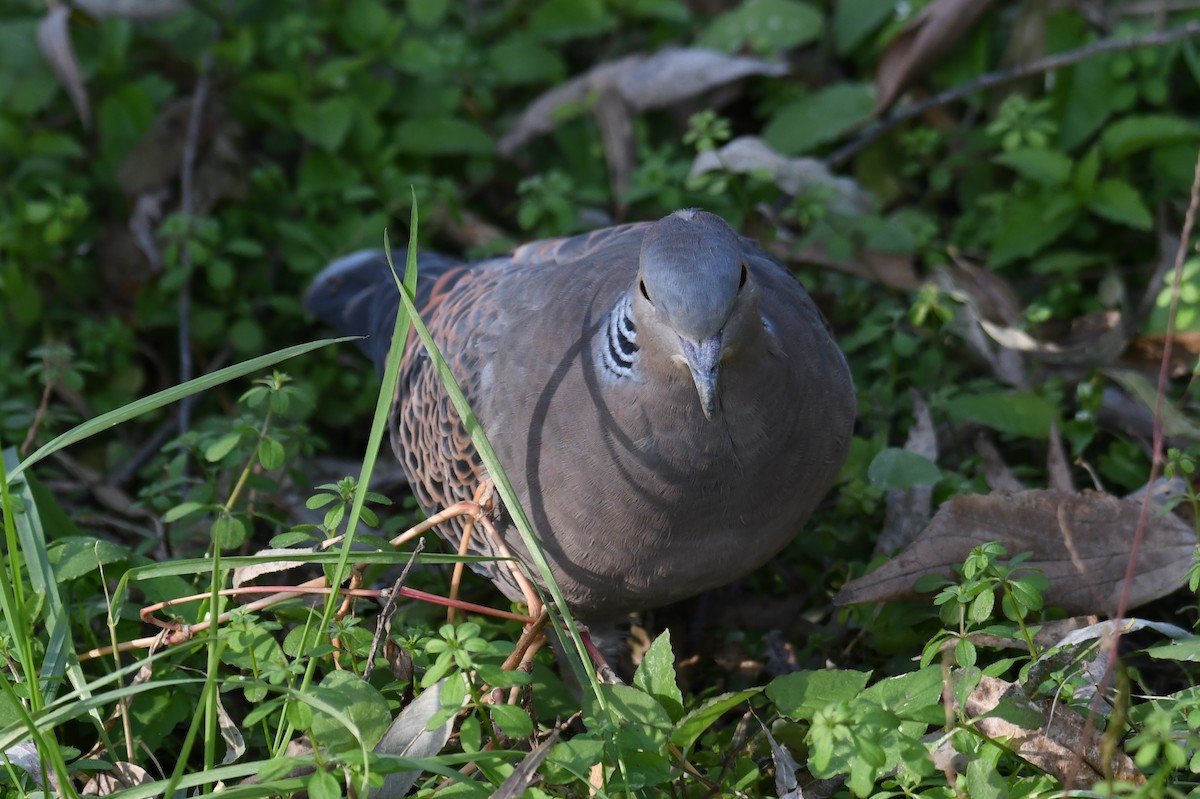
[875,0,999,113]
[876,390,937,554]
[37,7,91,129]
[1124,332,1200,378]
[594,87,636,213]
[957,673,1143,786]
[1046,420,1074,492]
[933,268,1028,387]
[689,136,874,215]
[498,48,786,156]
[772,239,920,291]
[762,723,804,799]
[982,310,1130,370]
[944,258,1023,326]
[973,433,1024,493]
[231,546,321,589]
[82,762,152,795]
[834,489,1193,614]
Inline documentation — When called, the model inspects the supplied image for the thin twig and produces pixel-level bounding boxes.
[828,21,1200,168]
[364,539,424,680]
[1066,147,1200,792]
[176,50,214,437]
[20,350,54,457]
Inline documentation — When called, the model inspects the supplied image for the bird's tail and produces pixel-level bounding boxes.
[303,249,458,373]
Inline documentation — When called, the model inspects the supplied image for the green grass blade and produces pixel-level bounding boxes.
[10,336,356,482]
[382,235,602,705]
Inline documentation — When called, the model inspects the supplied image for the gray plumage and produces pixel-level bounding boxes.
[305,209,855,619]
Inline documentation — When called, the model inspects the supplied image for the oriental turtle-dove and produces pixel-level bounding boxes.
[306,209,854,620]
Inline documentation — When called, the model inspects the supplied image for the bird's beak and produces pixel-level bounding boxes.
[680,332,722,421]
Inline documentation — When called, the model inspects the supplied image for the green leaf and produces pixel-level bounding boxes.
[406,0,448,27]
[46,537,128,582]
[993,148,1072,185]
[1101,114,1200,160]
[595,683,673,733]
[633,630,684,722]
[257,437,286,470]
[767,669,871,721]
[487,703,533,738]
[1073,146,1100,193]
[545,736,605,784]
[1087,178,1152,230]
[866,448,941,491]
[529,0,616,42]
[860,665,943,723]
[699,0,822,55]
[833,0,893,54]
[669,689,760,749]
[488,34,566,86]
[291,98,355,152]
[763,83,872,156]
[211,515,246,550]
[394,117,495,156]
[1145,638,1200,662]
[163,501,206,523]
[306,770,341,799]
[309,671,392,753]
[942,392,1058,439]
[205,432,242,463]
[955,636,978,668]
[968,589,995,624]
[1053,53,1116,152]
[989,195,1080,266]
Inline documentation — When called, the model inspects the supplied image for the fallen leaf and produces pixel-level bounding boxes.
[369,679,457,798]
[875,0,998,113]
[944,257,1023,326]
[688,136,874,215]
[1046,420,1074,492]
[934,267,1029,387]
[499,47,786,156]
[4,742,49,789]
[981,310,1130,370]
[491,729,562,799]
[762,722,804,799]
[1124,332,1200,378]
[232,545,319,588]
[37,6,91,128]
[82,762,152,795]
[834,489,1194,615]
[955,673,1143,786]
[973,433,1024,493]
[594,87,636,214]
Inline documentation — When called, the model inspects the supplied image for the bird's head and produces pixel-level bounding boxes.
[631,209,759,421]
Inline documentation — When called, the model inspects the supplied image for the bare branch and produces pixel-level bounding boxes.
[828,21,1200,168]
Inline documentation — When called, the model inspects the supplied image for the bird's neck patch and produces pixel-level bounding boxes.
[598,292,638,378]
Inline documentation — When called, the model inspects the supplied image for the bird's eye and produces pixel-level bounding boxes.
[639,279,652,303]
[738,263,748,291]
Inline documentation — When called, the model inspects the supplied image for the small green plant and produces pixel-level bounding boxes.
[986,94,1058,151]
[920,543,1050,668]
